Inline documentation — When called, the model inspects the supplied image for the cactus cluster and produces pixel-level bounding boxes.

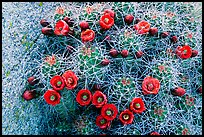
[2,2,202,135]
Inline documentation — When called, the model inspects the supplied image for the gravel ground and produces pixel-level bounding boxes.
[2,2,63,135]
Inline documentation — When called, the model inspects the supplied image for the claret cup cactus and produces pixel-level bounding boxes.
[2,2,202,135]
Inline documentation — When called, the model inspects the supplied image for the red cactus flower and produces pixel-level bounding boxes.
[101,104,118,121]
[130,98,146,114]
[124,14,134,24]
[134,20,150,34]
[103,9,115,18]
[81,29,95,43]
[92,91,107,108]
[54,20,69,36]
[191,50,198,57]
[149,28,158,36]
[99,13,114,30]
[121,49,129,58]
[171,87,186,96]
[96,115,111,129]
[44,89,61,106]
[142,76,160,95]
[119,109,134,125]
[76,89,92,106]
[150,132,160,135]
[62,70,78,90]
[175,45,192,59]
[79,21,90,31]
[50,75,65,91]
[22,90,36,101]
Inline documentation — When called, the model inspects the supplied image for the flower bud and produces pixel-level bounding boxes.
[161,32,169,38]
[101,58,110,66]
[109,49,118,57]
[27,76,38,86]
[149,28,158,36]
[171,36,178,43]
[124,14,134,24]
[79,21,89,31]
[197,86,202,94]
[41,27,53,35]
[121,49,128,58]
[171,87,186,96]
[63,16,74,27]
[22,90,36,101]
[93,84,101,91]
[136,50,143,58]
[40,19,50,27]
[135,18,141,24]
[191,50,198,57]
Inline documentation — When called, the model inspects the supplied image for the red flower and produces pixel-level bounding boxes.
[62,70,78,90]
[119,109,134,125]
[103,9,115,18]
[134,20,150,34]
[99,13,114,30]
[92,91,107,108]
[96,115,111,129]
[175,45,192,59]
[142,76,160,95]
[130,98,146,114]
[150,132,160,135]
[50,75,65,91]
[171,87,186,96]
[81,29,95,43]
[76,89,92,106]
[54,20,69,36]
[44,89,61,106]
[101,104,118,121]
